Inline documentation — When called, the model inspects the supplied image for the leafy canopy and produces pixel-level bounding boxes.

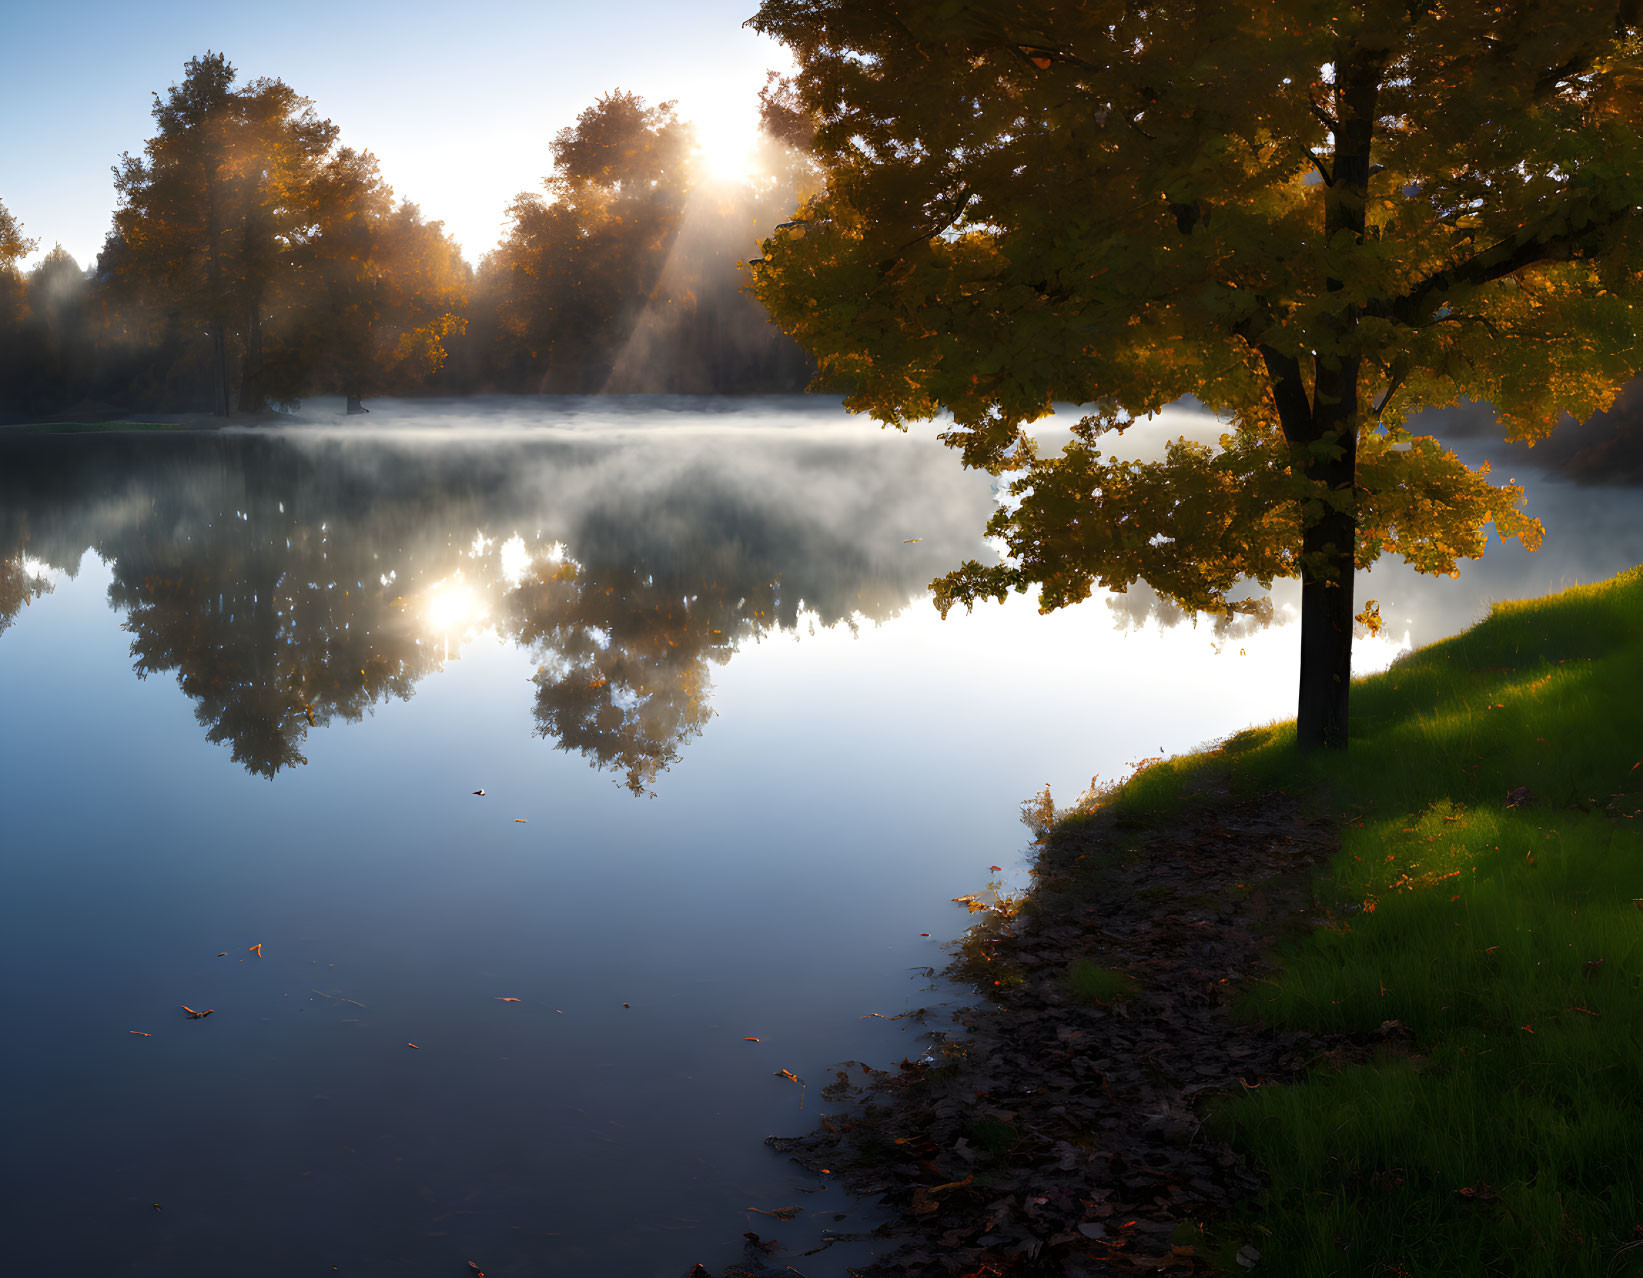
[749,1,1643,620]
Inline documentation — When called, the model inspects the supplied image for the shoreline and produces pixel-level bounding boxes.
[700,566,1643,1278]
[714,783,1376,1277]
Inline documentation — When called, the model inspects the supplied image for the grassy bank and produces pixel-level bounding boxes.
[1077,566,1643,1275]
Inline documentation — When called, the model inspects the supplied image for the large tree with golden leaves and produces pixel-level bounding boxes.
[106,53,337,416]
[749,0,1643,748]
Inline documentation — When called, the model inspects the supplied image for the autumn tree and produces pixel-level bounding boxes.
[481,91,694,391]
[104,53,337,416]
[0,197,33,274]
[0,197,36,368]
[749,0,1643,748]
[270,148,469,411]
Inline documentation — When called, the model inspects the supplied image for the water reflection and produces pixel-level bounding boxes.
[0,422,995,786]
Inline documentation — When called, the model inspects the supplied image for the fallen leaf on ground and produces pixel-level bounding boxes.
[180,1006,213,1019]
[1235,1244,1262,1268]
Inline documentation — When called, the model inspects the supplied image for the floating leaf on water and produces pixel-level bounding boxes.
[249,943,262,957]
[180,1006,213,1019]
[216,952,227,957]
[468,1263,485,1277]
[494,997,522,1003]
[774,1069,802,1084]
[406,1042,420,1049]
[989,865,1003,873]
[744,1037,761,1042]
[746,1205,802,1221]
[902,537,922,543]
[514,819,527,824]
[128,1030,152,1037]
[472,789,486,796]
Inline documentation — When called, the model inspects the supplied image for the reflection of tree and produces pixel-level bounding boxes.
[106,528,439,778]
[505,556,708,794]
[0,426,992,786]
[0,556,52,637]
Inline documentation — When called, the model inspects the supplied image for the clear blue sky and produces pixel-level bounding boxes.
[1,0,790,270]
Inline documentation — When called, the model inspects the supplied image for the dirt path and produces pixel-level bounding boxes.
[700,789,1397,1277]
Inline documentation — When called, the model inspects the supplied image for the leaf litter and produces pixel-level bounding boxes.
[692,791,1412,1277]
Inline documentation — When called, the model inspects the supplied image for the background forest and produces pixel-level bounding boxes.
[0,53,815,419]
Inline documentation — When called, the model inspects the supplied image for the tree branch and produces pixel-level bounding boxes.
[1257,342,1314,439]
[1302,148,1334,187]
[1383,197,1637,326]
[1372,368,1408,419]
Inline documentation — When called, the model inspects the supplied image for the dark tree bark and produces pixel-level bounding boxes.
[208,319,230,418]
[237,302,263,414]
[1289,49,1381,751]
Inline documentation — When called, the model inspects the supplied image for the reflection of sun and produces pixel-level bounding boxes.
[426,580,483,633]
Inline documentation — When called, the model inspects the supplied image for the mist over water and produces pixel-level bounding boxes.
[2,397,1641,1277]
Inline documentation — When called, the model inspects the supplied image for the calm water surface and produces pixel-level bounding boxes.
[2,396,1639,1277]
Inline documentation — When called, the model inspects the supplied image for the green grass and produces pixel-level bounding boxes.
[1066,959,1141,1005]
[1081,565,1643,1276]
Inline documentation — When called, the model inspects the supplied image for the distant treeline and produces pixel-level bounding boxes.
[0,54,816,421]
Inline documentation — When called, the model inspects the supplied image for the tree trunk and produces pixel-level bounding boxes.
[345,393,368,415]
[209,319,230,418]
[1291,50,1381,751]
[237,302,263,414]
[1294,411,1359,751]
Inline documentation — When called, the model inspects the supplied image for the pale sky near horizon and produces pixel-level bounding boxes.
[0,0,792,273]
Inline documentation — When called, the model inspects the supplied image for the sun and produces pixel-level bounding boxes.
[691,110,765,186]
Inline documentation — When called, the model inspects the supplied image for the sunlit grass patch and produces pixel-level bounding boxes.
[1088,566,1643,1275]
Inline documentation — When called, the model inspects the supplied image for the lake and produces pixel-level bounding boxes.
[2,395,1640,1277]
